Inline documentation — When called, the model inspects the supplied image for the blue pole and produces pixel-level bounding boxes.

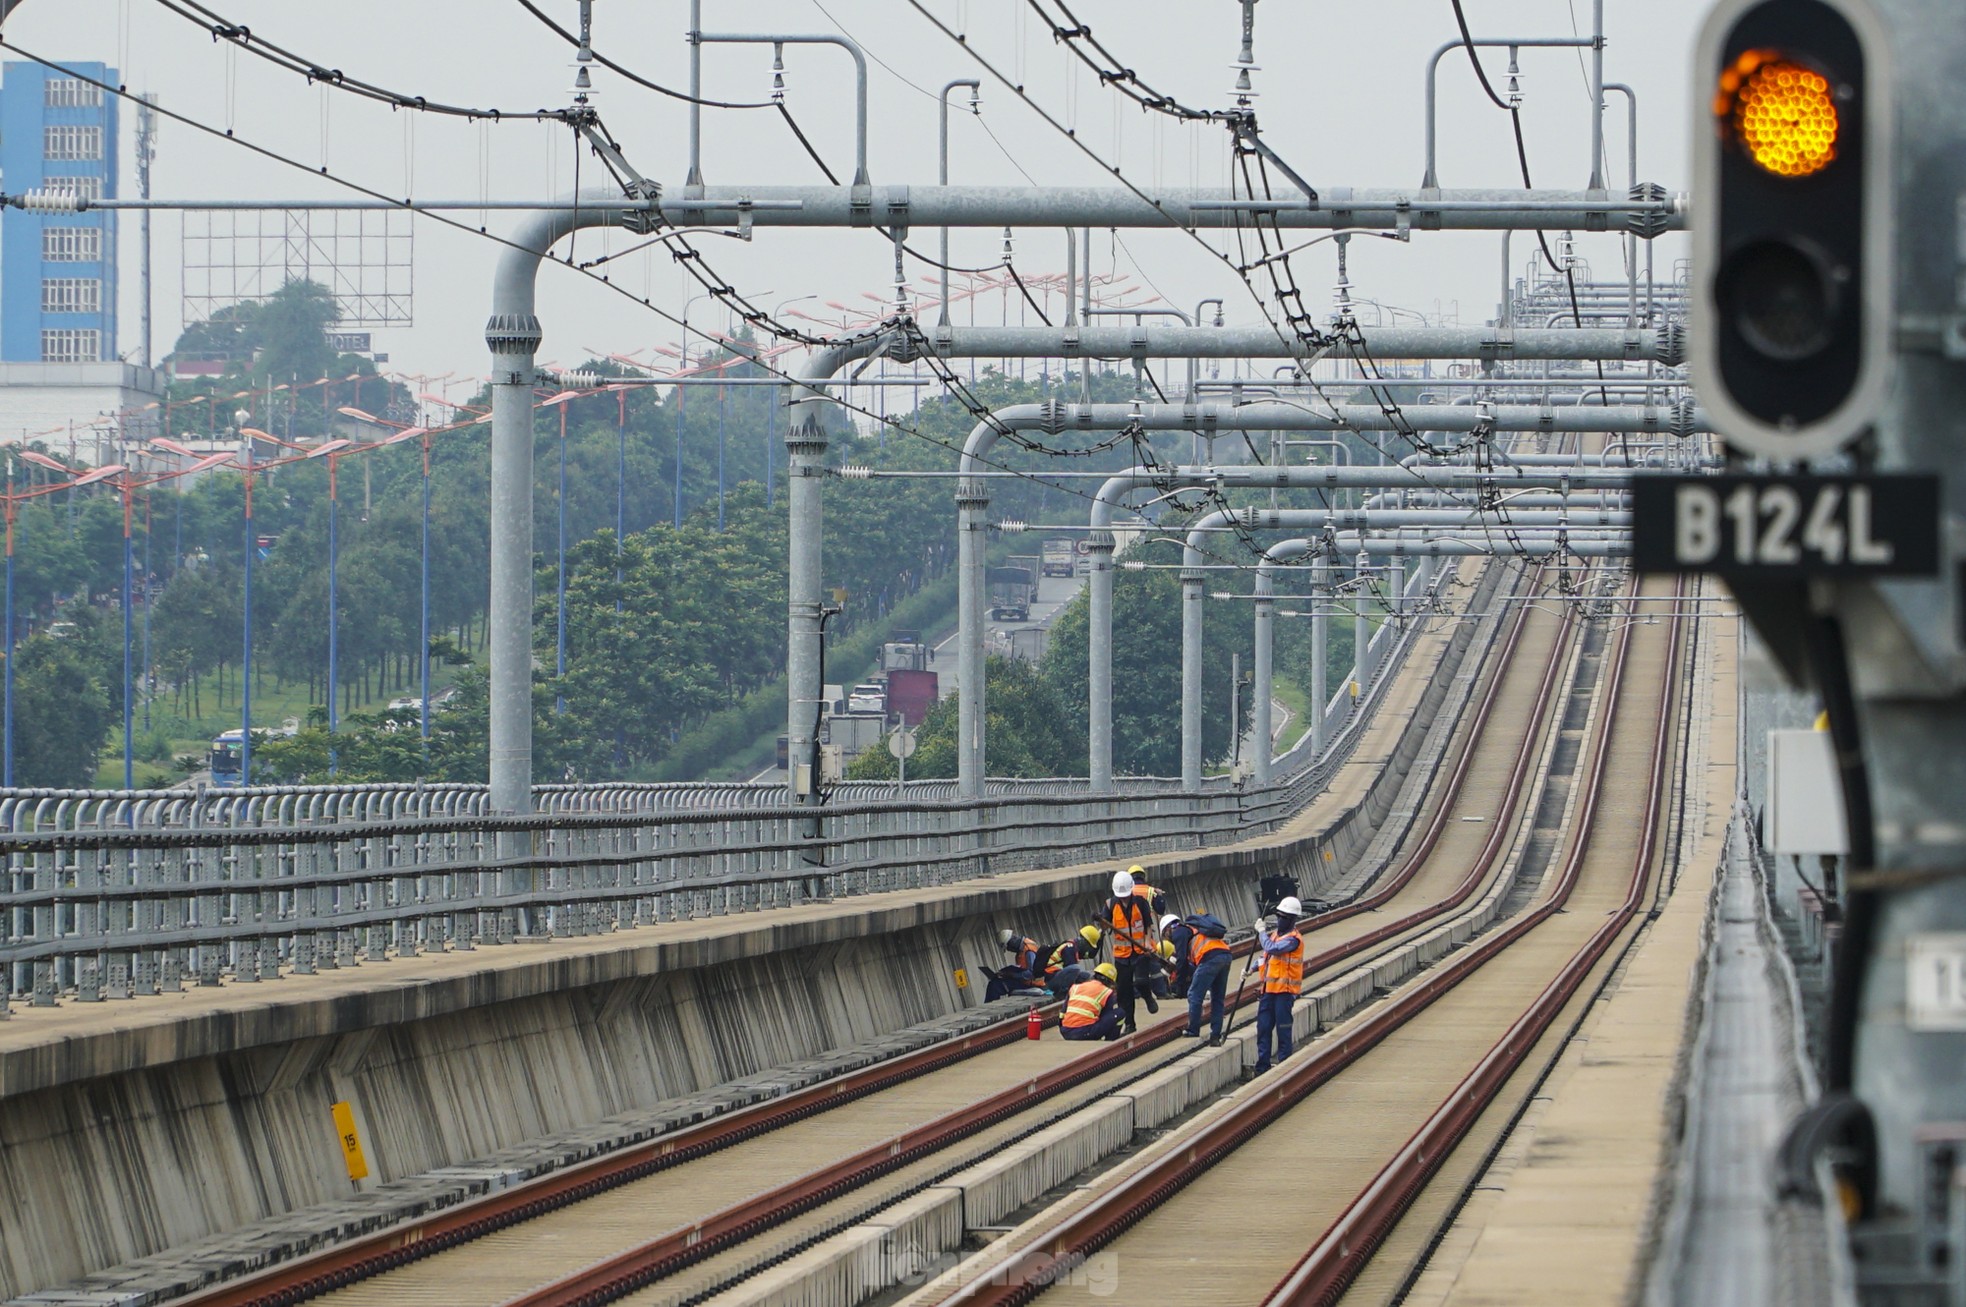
[419,438,431,762]
[673,382,685,528]
[142,492,153,733]
[5,481,14,789]
[240,449,254,787]
[556,414,567,713]
[615,393,625,609]
[716,379,726,531]
[326,457,338,776]
[765,380,776,509]
[122,491,133,789]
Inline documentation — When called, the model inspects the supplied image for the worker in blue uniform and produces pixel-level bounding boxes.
[987,929,1046,1001]
[1043,925,1104,997]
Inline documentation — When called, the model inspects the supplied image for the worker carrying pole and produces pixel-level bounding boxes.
[1253,896,1306,1074]
[1105,867,1165,1034]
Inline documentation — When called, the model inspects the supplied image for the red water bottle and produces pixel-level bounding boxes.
[1027,1006,1043,1040]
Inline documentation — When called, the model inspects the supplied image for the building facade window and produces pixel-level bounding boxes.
[42,227,102,263]
[41,329,102,362]
[43,175,103,202]
[42,278,102,314]
[43,78,104,109]
[43,125,103,161]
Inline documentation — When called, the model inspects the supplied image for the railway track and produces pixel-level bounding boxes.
[909,575,1687,1307]
[170,566,1589,1307]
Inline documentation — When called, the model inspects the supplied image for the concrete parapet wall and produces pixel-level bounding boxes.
[0,577,1499,1303]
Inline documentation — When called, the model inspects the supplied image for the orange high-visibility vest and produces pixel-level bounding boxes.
[1190,932,1230,965]
[1108,891,1156,959]
[1262,929,1304,994]
[1062,979,1113,1028]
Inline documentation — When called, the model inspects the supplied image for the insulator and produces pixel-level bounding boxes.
[18,189,83,213]
[1627,182,1672,240]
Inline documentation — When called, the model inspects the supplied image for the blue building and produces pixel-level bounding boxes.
[0,61,118,363]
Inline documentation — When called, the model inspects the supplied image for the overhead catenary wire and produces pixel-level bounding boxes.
[0,45,1330,585]
[512,0,778,109]
[149,0,574,121]
[4,38,1615,594]
[1447,0,1612,407]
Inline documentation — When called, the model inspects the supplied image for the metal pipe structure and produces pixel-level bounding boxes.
[486,190,622,814]
[1605,81,1641,327]
[1422,39,1595,189]
[1589,0,1608,192]
[903,321,1679,364]
[1083,463,1644,790]
[938,79,980,326]
[442,186,1681,232]
[784,335,884,803]
[1183,506,1626,789]
[695,33,871,185]
[788,321,1670,800]
[956,401,1680,796]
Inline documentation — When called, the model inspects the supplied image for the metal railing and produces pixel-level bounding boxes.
[0,570,1442,1013]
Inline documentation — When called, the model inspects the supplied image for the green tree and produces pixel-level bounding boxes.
[10,618,116,786]
[1039,541,1249,778]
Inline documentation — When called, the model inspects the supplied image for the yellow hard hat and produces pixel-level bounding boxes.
[1079,924,1103,949]
[1127,864,1146,878]
[1158,940,1176,961]
[1093,962,1118,983]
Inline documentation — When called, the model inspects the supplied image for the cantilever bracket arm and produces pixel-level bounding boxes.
[1233,119,1320,207]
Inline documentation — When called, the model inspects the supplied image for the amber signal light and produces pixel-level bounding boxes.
[1716,49,1840,178]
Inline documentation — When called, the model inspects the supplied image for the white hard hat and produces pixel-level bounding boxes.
[1160,914,1181,931]
[999,928,1017,948]
[1275,896,1303,917]
[1112,870,1135,897]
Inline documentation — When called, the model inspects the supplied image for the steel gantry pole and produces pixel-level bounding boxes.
[785,334,884,803]
[1180,505,1628,790]
[1085,463,1644,789]
[485,190,623,815]
[938,79,979,327]
[956,399,1691,791]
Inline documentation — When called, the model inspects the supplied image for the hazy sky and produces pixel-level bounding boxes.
[2,0,1709,389]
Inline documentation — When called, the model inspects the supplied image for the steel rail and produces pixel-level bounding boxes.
[476,572,1583,1307]
[923,576,1666,1307]
[499,585,1572,1305]
[170,1006,1047,1307]
[156,563,1520,1307]
[1264,576,1685,1305]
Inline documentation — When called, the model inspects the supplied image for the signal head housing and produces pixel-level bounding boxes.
[1692,0,1894,462]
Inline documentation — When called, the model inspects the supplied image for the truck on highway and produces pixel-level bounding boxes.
[987,563,1037,621]
[882,632,932,673]
[1042,538,1076,578]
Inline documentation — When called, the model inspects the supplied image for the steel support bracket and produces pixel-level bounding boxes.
[849,182,876,226]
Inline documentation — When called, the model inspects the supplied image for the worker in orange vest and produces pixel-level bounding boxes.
[1184,916,1234,1044]
[1106,869,1163,1033]
[1253,897,1306,1074]
[1060,963,1123,1041]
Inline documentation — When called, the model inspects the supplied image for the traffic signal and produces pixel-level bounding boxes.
[1692,0,1893,461]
